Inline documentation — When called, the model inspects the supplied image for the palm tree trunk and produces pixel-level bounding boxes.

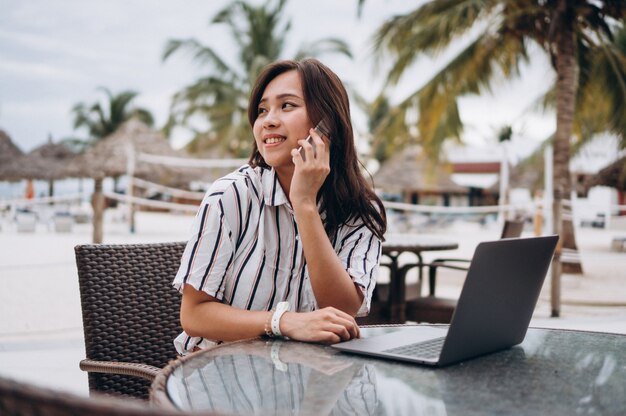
[551,3,582,316]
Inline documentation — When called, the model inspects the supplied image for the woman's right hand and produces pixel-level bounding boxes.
[279,307,360,344]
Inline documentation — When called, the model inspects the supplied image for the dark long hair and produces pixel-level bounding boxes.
[247,58,386,241]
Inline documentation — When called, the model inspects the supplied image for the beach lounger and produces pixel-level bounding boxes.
[16,211,37,232]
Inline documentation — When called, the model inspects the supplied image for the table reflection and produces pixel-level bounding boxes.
[165,328,626,416]
[167,340,380,415]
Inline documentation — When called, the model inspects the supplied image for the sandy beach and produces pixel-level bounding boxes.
[1,208,625,396]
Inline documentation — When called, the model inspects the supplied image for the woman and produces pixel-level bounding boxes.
[173,58,386,354]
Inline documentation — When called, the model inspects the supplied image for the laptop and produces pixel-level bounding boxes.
[333,235,558,367]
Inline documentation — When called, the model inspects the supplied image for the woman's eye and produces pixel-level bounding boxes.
[283,102,295,109]
[257,107,267,115]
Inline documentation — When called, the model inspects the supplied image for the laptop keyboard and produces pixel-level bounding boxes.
[383,337,446,360]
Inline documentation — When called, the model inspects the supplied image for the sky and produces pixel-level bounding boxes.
[0,0,563,162]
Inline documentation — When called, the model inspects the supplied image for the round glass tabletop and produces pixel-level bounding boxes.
[164,327,626,415]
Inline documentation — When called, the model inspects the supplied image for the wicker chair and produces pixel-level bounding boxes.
[0,376,184,416]
[75,242,185,399]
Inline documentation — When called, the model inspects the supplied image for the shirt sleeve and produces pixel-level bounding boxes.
[335,224,382,317]
[173,187,238,300]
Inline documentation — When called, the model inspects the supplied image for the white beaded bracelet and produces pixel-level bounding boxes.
[271,301,290,337]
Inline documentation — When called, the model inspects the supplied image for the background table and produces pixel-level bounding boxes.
[152,326,626,415]
[381,235,458,322]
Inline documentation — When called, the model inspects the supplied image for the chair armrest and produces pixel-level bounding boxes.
[79,359,160,381]
[426,259,471,296]
[429,258,471,265]
[428,261,470,272]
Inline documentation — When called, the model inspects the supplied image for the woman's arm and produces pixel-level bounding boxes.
[290,129,365,316]
[292,204,364,315]
[180,284,359,343]
[181,284,269,341]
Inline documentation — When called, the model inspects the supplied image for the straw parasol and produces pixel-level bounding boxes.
[62,118,186,180]
[584,155,626,191]
[373,146,467,194]
[62,119,201,243]
[6,138,76,181]
[0,129,25,181]
[18,138,77,197]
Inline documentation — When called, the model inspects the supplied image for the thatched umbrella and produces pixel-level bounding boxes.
[374,146,467,203]
[2,138,77,196]
[584,155,626,191]
[62,118,185,180]
[62,119,196,242]
[0,129,24,181]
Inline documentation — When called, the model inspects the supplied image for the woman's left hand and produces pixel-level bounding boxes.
[289,127,330,208]
[279,307,360,344]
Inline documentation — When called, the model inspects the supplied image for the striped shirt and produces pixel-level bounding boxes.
[173,165,382,354]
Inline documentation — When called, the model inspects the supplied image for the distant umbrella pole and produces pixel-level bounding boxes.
[126,144,136,234]
[92,175,104,244]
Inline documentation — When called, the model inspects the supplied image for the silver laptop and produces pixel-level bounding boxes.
[333,235,558,367]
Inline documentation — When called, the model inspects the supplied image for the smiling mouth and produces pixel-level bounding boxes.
[264,137,286,144]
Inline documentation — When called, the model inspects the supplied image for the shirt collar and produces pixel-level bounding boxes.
[261,167,290,207]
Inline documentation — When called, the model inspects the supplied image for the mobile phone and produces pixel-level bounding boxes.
[298,119,330,161]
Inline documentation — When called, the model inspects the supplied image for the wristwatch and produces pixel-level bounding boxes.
[271,301,290,337]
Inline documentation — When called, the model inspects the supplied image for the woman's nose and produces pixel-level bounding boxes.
[262,109,280,128]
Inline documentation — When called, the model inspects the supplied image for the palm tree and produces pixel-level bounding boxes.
[162,0,352,156]
[562,25,626,150]
[70,87,154,147]
[371,0,626,278]
[353,91,427,164]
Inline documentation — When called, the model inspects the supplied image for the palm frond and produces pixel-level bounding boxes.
[162,38,232,76]
[161,0,353,155]
[109,91,139,125]
[295,38,353,60]
[132,109,155,127]
[70,88,154,142]
[373,0,500,84]
[416,31,526,153]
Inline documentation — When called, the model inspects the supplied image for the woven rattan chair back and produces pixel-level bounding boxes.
[75,242,185,399]
[0,376,185,416]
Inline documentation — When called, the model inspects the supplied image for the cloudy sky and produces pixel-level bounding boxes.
[1,0,556,158]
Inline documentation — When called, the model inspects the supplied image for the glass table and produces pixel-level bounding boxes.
[151,325,626,415]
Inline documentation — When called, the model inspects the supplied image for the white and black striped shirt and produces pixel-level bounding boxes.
[173,165,382,354]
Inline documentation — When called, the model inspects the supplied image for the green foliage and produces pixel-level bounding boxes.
[163,0,352,156]
[71,87,154,146]
[498,125,513,143]
[371,0,626,160]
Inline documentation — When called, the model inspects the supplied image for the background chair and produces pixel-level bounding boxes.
[426,219,525,294]
[0,376,186,416]
[75,242,185,399]
[362,219,525,325]
[404,219,525,323]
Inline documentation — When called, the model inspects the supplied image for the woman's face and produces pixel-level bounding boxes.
[253,70,313,171]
